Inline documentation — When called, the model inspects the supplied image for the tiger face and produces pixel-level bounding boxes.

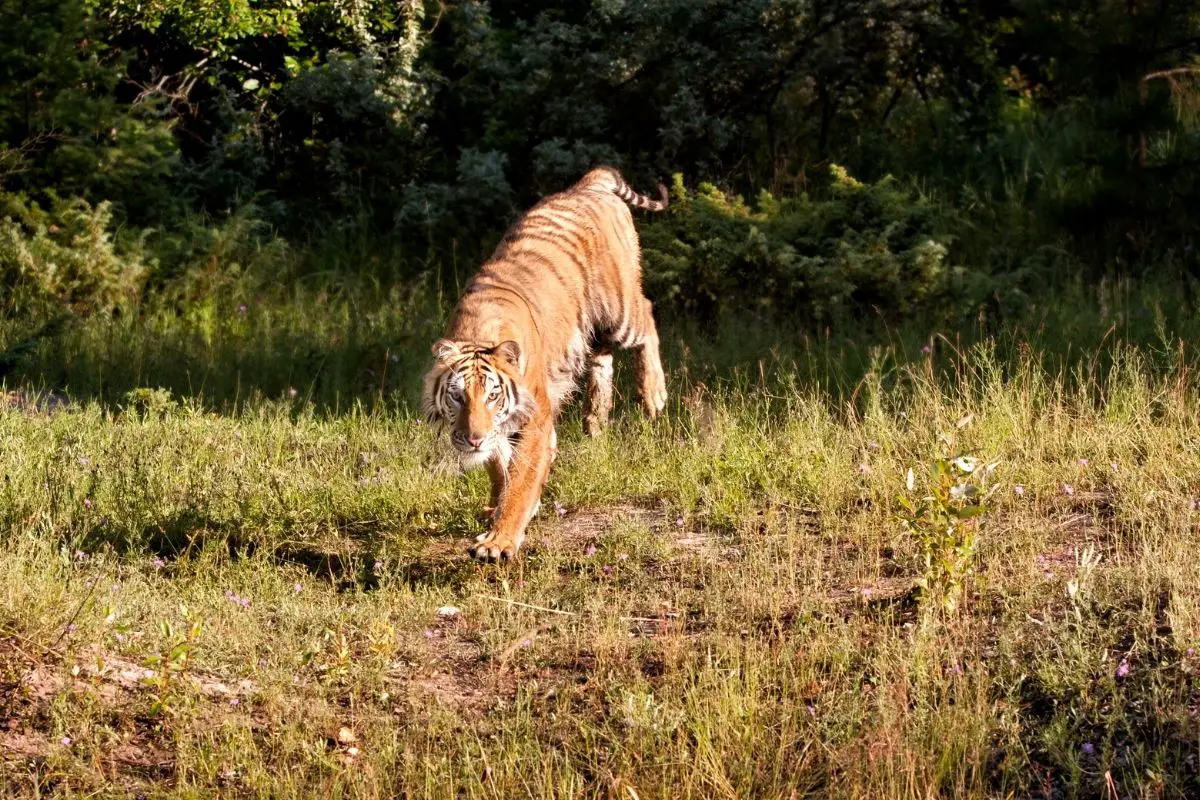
[421,339,531,469]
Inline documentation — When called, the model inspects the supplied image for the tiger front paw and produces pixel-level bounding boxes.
[470,530,524,562]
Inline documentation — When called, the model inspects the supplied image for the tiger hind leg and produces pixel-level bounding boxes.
[624,297,667,418]
[583,347,614,437]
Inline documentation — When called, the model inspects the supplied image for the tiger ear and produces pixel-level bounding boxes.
[492,340,523,372]
[431,339,462,362]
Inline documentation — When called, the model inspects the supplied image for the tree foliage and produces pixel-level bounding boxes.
[1,0,1199,318]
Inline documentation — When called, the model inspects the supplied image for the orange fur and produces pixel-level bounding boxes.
[421,167,669,560]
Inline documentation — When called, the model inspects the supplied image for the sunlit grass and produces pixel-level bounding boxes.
[3,283,1200,797]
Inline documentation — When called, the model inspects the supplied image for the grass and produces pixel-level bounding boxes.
[3,279,1200,798]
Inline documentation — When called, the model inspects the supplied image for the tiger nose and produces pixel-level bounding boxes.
[466,434,485,449]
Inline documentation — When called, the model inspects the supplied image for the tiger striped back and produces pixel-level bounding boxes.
[421,166,670,561]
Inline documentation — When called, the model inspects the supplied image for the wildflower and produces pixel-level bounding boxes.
[553,501,567,517]
[1014,484,1025,497]
[229,698,240,707]
[1188,648,1196,657]
[584,544,597,557]
[602,565,614,576]
[1078,458,1088,467]
[74,549,86,561]
[861,587,873,598]
[373,560,383,572]
[1082,742,1095,755]
[952,456,978,473]
[60,736,71,746]
[294,583,303,593]
[424,630,435,639]
[920,345,933,355]
[856,462,870,475]
[287,387,298,399]
[1116,658,1130,679]
[520,639,532,649]
[1063,483,1075,496]
[77,457,89,467]
[1110,462,1119,472]
[83,498,93,509]
[67,624,76,633]
[237,304,248,316]
[674,517,685,528]
[152,558,165,570]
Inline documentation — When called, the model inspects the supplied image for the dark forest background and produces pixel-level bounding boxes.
[3,0,1200,347]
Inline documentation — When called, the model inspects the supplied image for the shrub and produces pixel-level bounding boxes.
[640,166,978,324]
[0,193,147,317]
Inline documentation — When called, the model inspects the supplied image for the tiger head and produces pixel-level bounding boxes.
[421,339,532,468]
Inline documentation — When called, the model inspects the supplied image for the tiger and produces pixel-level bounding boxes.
[421,166,669,561]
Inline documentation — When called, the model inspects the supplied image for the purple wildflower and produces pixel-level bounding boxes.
[602,565,614,576]
[520,639,532,649]
[584,544,597,557]
[225,590,250,609]
[920,345,933,355]
[553,501,567,517]
[1116,658,1130,679]
[1188,648,1195,657]
[1078,458,1088,467]
[294,583,303,594]
[1082,742,1095,756]
[60,736,71,746]
[83,498,93,509]
[67,624,76,633]
[152,558,165,570]
[229,698,240,707]
[674,517,685,528]
[424,630,435,639]
[1063,483,1075,496]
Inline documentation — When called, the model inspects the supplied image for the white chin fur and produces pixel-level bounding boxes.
[458,447,494,471]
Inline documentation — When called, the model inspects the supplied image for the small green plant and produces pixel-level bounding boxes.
[897,451,998,614]
[142,606,202,718]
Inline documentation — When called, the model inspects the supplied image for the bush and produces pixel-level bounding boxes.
[0,193,147,317]
[640,166,979,323]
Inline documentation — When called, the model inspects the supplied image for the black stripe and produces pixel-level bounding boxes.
[508,232,588,276]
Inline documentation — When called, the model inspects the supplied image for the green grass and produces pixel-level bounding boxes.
[3,281,1200,798]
